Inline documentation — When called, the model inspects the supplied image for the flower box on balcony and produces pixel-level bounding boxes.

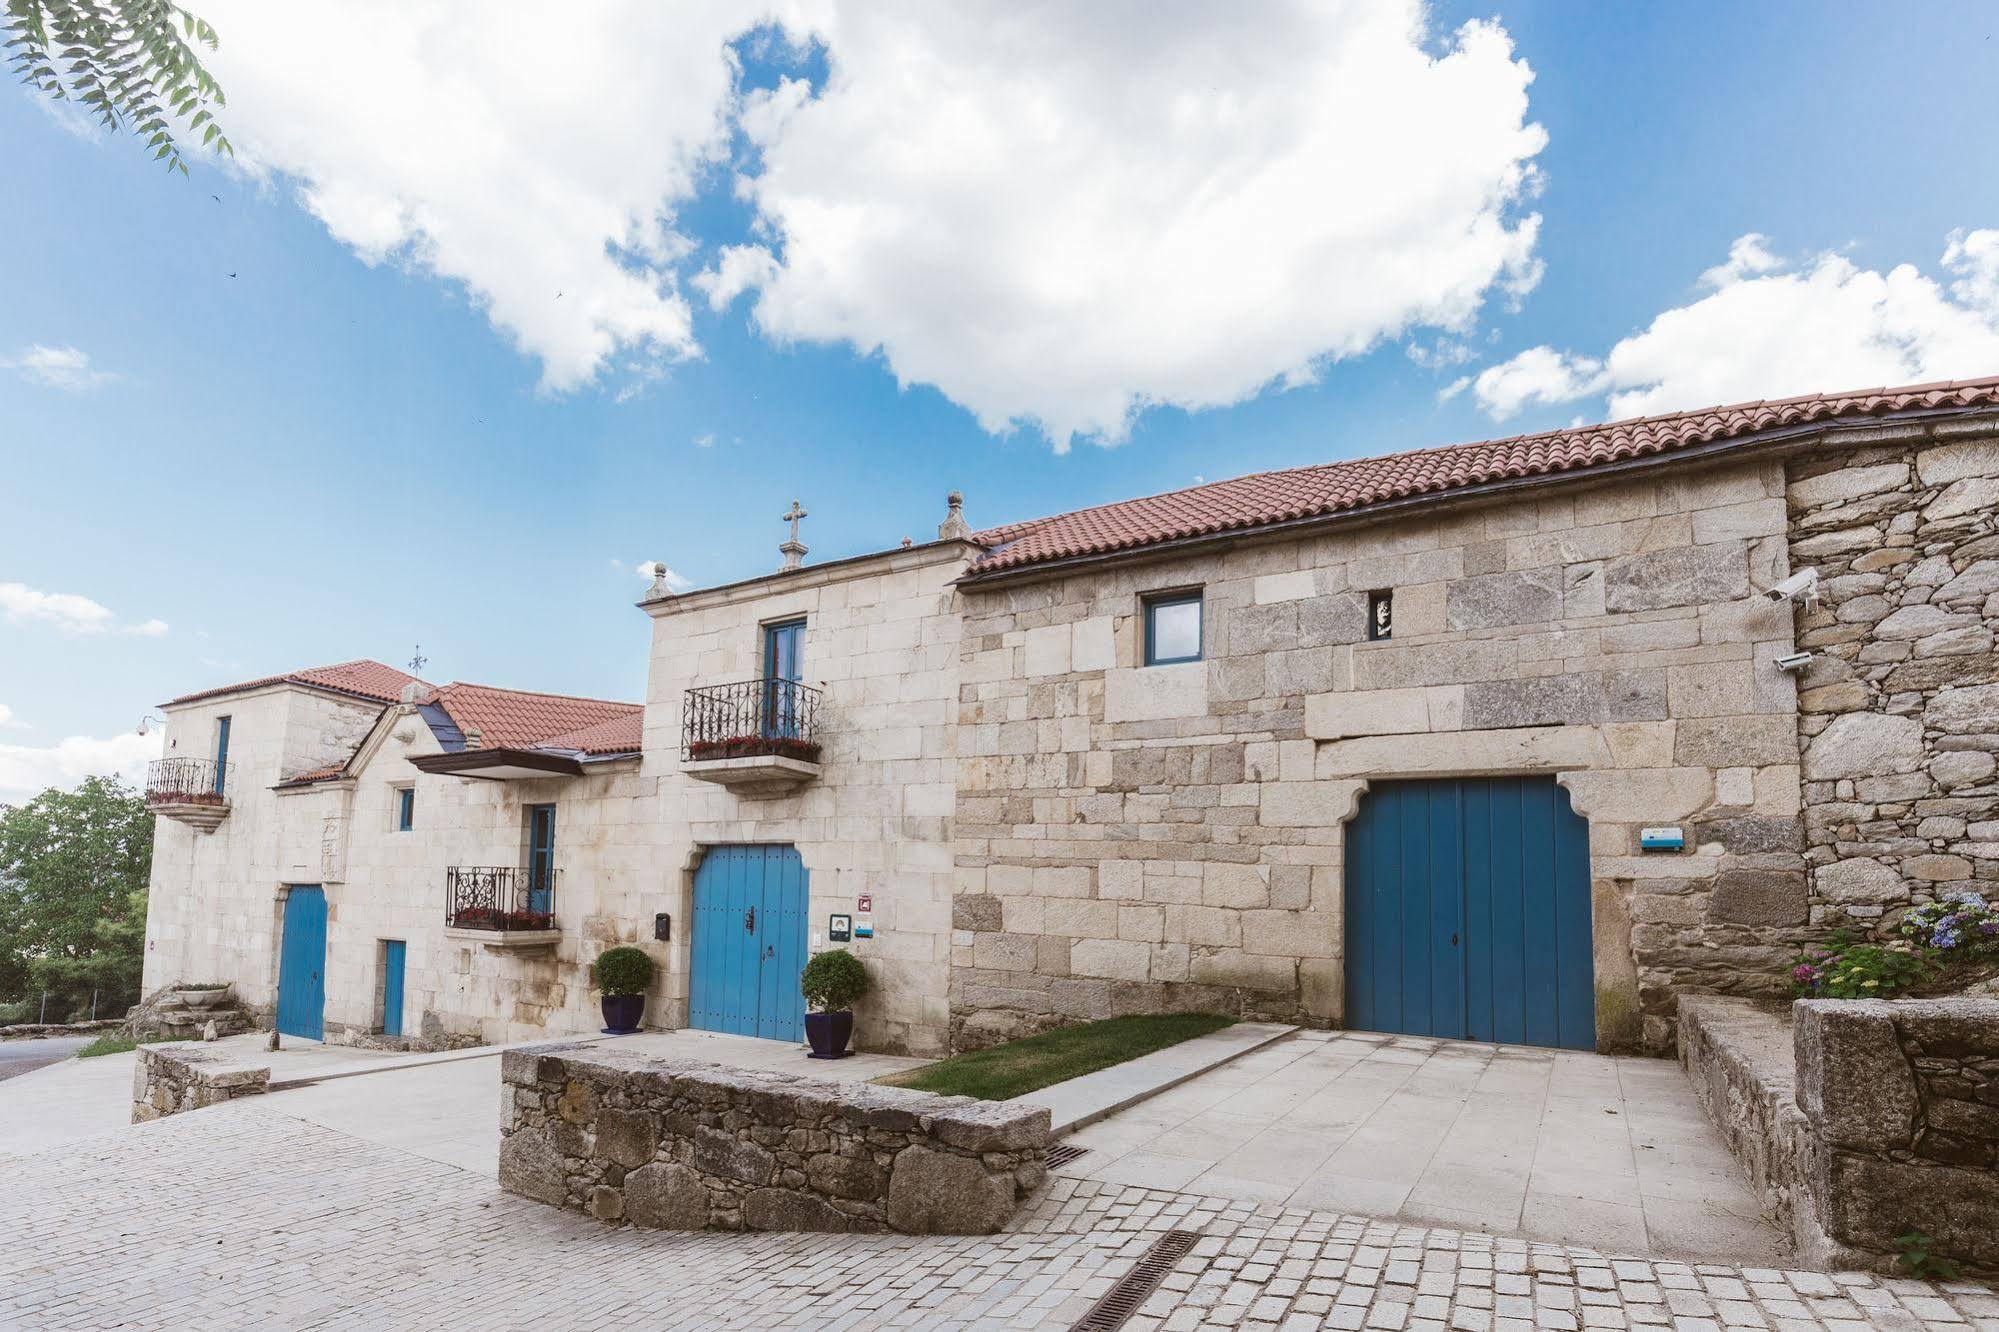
[687,735,823,764]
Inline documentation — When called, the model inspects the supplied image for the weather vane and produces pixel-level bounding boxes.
[409,644,428,675]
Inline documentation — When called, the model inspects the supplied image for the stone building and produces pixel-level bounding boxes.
[144,376,1999,1057]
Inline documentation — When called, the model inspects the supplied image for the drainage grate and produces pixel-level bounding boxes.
[1069,1229,1202,1332]
[1046,1142,1090,1169]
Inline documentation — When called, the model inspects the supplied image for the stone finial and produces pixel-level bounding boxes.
[780,499,809,572]
[643,561,677,599]
[398,680,424,706]
[464,726,483,750]
[938,490,971,541]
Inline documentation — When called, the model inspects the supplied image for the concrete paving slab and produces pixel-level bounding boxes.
[1009,1020,1297,1133]
[1059,1030,1789,1265]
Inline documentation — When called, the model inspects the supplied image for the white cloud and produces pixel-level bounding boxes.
[0,705,24,730]
[0,582,166,636]
[692,432,716,449]
[713,3,1547,449]
[4,344,115,391]
[1470,345,1605,419]
[1474,229,1999,422]
[0,730,162,807]
[197,2,757,396]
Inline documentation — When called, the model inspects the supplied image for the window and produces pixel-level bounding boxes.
[1367,590,1393,641]
[394,786,415,832]
[1143,591,1203,665]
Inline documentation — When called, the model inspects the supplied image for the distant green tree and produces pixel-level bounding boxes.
[0,776,153,1019]
[5,0,231,175]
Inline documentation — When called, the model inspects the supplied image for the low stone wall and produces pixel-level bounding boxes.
[131,1044,270,1123]
[1679,994,1999,1273]
[0,1018,124,1041]
[1796,996,1999,1272]
[499,1045,1049,1234]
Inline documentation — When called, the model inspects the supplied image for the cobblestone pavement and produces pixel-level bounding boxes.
[1,1103,1992,1331]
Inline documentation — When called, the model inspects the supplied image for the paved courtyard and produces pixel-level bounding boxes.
[1062,1031,1781,1262]
[1,1101,1991,1331]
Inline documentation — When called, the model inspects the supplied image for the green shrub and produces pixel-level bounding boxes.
[1791,932,1931,998]
[800,949,870,1012]
[593,946,654,996]
[0,999,33,1027]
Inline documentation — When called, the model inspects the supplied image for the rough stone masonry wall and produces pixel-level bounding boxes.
[497,1045,1048,1234]
[131,1044,270,1123]
[953,457,1806,1052]
[1788,430,1999,928]
[1796,997,1999,1273]
[1680,994,1999,1274]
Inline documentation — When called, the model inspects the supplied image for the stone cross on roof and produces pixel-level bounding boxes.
[779,499,809,572]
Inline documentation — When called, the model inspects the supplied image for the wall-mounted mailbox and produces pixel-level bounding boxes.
[1639,826,1685,852]
[653,912,672,942]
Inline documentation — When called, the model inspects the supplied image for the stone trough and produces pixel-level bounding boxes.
[498,1044,1050,1235]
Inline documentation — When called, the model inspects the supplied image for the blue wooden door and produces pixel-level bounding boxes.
[276,886,327,1040]
[690,845,808,1042]
[1345,777,1595,1051]
[763,620,804,738]
[526,805,555,914]
[213,715,231,795]
[380,940,406,1038]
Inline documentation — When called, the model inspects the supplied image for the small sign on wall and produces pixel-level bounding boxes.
[853,917,874,940]
[828,913,852,943]
[857,892,873,913]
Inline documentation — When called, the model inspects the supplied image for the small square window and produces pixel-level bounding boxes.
[1367,590,1393,641]
[395,786,415,832]
[1143,591,1203,665]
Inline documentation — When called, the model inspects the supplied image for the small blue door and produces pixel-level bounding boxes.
[381,940,406,1038]
[276,886,327,1040]
[763,619,804,738]
[526,805,555,914]
[689,845,809,1042]
[1345,777,1595,1051]
[213,715,231,795]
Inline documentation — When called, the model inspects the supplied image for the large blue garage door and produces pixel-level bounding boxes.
[1345,777,1595,1051]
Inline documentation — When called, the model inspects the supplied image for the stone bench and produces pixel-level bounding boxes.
[499,1044,1050,1234]
[1679,993,1999,1274]
[131,1044,271,1123]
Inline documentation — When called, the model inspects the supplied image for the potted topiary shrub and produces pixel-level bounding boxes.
[800,948,870,1059]
[595,946,654,1034]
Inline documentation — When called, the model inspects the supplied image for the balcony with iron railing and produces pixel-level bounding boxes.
[680,677,824,796]
[444,866,562,951]
[145,758,232,833]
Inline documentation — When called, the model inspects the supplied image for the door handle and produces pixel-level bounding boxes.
[1450,933,1458,947]
[765,945,774,960]
[744,906,756,932]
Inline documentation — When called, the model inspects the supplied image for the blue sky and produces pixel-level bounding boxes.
[2,0,1996,801]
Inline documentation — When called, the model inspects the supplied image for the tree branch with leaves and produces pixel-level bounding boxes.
[5,0,231,174]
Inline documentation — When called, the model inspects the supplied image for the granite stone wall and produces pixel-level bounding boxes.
[953,457,1805,1052]
[1680,994,1999,1274]
[131,1044,270,1123]
[497,1045,1049,1234]
[1789,431,1999,928]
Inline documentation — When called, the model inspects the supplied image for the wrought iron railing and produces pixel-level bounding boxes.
[446,866,558,931]
[681,677,823,763]
[146,757,228,805]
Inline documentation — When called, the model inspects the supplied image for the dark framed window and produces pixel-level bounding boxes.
[1367,590,1393,641]
[395,786,415,832]
[1143,591,1203,665]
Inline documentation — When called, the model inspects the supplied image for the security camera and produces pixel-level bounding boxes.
[1764,567,1820,610]
[1773,651,1814,673]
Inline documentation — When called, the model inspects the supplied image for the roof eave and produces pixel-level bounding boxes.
[955,406,1983,588]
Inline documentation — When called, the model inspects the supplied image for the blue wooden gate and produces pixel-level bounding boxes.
[276,886,327,1040]
[689,845,809,1042]
[1345,777,1595,1051]
[380,939,406,1038]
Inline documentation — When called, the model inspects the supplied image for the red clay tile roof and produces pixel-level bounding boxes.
[275,762,348,788]
[425,683,641,757]
[968,375,1999,576]
[168,659,427,707]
